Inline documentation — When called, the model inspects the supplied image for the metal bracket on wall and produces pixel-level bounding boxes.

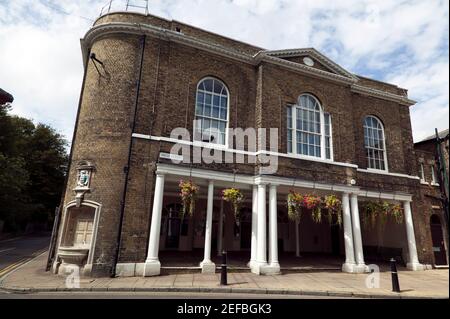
[90,53,109,79]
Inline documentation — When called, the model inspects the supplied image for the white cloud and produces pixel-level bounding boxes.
[0,0,448,144]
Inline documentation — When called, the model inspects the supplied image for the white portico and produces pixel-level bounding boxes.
[136,163,425,277]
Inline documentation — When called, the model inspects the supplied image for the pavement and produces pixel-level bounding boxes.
[0,253,448,299]
[0,291,348,299]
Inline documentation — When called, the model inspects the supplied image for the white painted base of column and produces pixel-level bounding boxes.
[407,262,426,271]
[250,261,267,275]
[200,260,216,274]
[143,259,161,276]
[342,263,368,273]
[251,262,280,275]
[355,264,370,273]
[247,260,256,268]
[261,263,281,275]
[115,263,136,277]
[342,263,369,273]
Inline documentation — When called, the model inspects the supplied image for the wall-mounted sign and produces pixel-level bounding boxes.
[159,152,184,162]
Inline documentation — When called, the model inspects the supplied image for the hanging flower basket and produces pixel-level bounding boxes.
[324,195,343,226]
[362,201,380,229]
[287,191,303,222]
[179,180,199,217]
[303,194,322,223]
[390,204,404,224]
[222,188,244,219]
[362,201,398,229]
[379,201,391,229]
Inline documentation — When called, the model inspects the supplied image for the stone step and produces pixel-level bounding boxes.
[160,266,341,274]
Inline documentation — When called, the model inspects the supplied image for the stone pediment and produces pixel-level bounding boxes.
[263,48,358,81]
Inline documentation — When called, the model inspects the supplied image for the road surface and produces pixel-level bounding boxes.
[0,234,50,278]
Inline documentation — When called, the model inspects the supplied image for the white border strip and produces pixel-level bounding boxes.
[157,163,413,201]
[134,133,421,181]
[356,168,420,181]
[132,133,358,168]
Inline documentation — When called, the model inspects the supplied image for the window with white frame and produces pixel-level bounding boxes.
[287,94,332,160]
[363,116,387,170]
[194,78,228,145]
[431,165,437,184]
[419,163,426,182]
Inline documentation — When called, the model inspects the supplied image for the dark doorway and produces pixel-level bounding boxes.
[239,208,252,250]
[330,224,340,256]
[212,221,218,253]
[430,215,447,265]
[164,204,182,249]
[240,221,251,249]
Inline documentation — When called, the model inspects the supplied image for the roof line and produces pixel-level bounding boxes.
[82,21,416,106]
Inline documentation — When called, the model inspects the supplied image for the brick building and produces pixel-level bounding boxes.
[414,129,449,266]
[51,11,446,278]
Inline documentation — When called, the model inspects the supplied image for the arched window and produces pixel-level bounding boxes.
[194,77,229,145]
[287,94,332,160]
[363,116,387,170]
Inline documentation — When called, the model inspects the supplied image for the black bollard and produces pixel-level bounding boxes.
[390,258,401,293]
[220,251,227,286]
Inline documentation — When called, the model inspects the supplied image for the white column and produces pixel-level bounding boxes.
[252,183,268,274]
[342,192,356,273]
[350,193,368,273]
[217,199,224,256]
[248,185,258,268]
[200,180,216,273]
[295,219,301,257]
[267,184,280,273]
[404,201,425,270]
[143,172,165,276]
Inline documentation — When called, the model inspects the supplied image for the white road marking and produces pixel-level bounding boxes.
[0,247,16,254]
[0,237,22,243]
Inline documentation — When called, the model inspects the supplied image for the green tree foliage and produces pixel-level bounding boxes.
[0,104,68,232]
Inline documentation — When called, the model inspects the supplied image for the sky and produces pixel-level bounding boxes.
[0,0,448,144]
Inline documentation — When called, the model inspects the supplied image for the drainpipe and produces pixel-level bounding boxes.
[110,34,147,277]
[434,128,449,254]
[45,47,91,271]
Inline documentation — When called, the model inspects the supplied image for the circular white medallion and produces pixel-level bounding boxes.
[303,57,314,67]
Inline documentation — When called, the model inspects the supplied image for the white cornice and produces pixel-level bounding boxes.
[132,133,358,168]
[82,22,255,68]
[134,133,422,182]
[351,84,416,106]
[256,54,357,85]
[263,48,358,81]
[356,168,420,180]
[156,163,413,201]
[81,22,415,107]
[355,190,413,202]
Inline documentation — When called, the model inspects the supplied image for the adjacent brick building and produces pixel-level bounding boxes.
[51,12,447,278]
[414,129,449,266]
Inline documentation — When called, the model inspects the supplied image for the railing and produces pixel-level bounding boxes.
[99,0,149,17]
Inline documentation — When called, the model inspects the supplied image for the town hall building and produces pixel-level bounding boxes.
[50,11,448,278]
